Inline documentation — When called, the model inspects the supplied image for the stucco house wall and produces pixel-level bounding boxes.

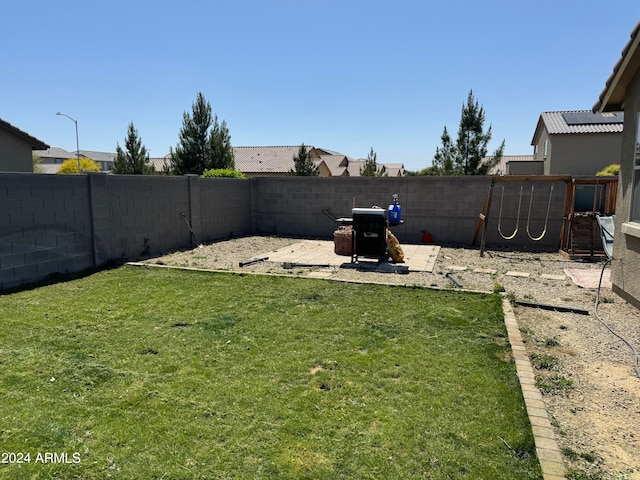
[610,71,640,308]
[547,133,622,175]
[594,20,640,310]
[0,128,33,172]
[531,112,623,176]
[0,119,49,173]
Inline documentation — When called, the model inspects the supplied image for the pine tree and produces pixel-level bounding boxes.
[113,122,152,174]
[360,147,379,176]
[431,127,457,175]
[208,115,235,169]
[171,92,213,175]
[430,90,504,175]
[289,144,319,176]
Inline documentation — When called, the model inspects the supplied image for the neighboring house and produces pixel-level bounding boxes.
[593,19,640,310]
[33,147,76,174]
[486,155,538,175]
[0,118,49,172]
[75,150,115,172]
[233,146,404,177]
[531,110,623,175]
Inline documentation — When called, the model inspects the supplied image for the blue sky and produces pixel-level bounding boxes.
[2,1,639,171]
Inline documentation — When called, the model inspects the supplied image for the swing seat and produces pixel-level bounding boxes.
[596,215,615,259]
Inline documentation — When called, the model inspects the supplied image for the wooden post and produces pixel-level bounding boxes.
[479,179,496,257]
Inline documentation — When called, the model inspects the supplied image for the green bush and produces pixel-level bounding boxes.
[202,168,246,179]
[595,164,619,177]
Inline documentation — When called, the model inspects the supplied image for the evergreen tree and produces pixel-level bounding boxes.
[171,92,214,175]
[360,147,380,176]
[430,90,504,175]
[289,143,319,176]
[113,122,153,174]
[431,126,457,175]
[208,115,235,169]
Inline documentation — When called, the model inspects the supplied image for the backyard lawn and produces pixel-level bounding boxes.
[0,266,542,479]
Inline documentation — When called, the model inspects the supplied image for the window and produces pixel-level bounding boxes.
[632,113,640,221]
[543,139,548,159]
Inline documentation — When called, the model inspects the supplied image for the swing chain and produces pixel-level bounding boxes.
[526,183,554,241]
[497,185,523,240]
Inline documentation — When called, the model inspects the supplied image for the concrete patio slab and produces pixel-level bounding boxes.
[261,240,440,273]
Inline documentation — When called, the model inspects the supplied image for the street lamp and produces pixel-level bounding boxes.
[56,112,81,172]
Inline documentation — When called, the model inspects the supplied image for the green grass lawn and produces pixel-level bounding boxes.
[0,266,542,479]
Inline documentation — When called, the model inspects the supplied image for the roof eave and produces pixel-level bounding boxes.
[594,21,640,113]
[0,118,50,150]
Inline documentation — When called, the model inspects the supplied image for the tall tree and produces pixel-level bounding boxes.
[431,126,457,175]
[170,92,213,175]
[360,147,381,176]
[430,90,504,175]
[113,122,153,174]
[289,144,319,176]
[208,115,235,169]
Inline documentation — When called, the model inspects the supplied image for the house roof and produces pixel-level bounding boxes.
[0,118,49,150]
[486,155,536,175]
[233,146,313,174]
[382,163,405,177]
[34,147,75,159]
[594,20,640,112]
[318,154,349,176]
[149,155,171,172]
[531,110,624,144]
[75,150,115,162]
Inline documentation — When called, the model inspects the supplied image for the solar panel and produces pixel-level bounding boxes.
[562,111,624,125]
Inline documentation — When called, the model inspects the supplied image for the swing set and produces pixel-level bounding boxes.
[473,175,571,256]
[473,175,618,257]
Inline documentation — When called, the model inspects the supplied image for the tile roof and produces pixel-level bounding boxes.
[149,155,171,172]
[0,117,49,150]
[594,20,640,112]
[34,147,75,159]
[75,150,116,162]
[318,154,348,176]
[233,146,311,174]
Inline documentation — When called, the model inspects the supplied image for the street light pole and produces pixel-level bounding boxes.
[56,112,81,172]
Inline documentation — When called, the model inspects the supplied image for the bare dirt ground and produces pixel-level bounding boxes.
[143,235,640,479]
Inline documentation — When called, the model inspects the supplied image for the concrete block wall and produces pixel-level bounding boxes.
[101,175,193,261]
[251,176,566,250]
[0,172,572,291]
[0,173,94,289]
[199,178,252,242]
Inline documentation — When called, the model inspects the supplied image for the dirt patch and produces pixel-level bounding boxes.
[144,235,640,479]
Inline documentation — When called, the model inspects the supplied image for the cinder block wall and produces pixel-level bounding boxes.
[0,173,569,290]
[0,173,94,289]
[199,177,252,242]
[0,174,254,290]
[252,176,567,249]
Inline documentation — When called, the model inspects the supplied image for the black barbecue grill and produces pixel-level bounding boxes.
[350,208,387,263]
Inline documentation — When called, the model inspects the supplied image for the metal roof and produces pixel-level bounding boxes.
[531,110,624,145]
[0,117,49,150]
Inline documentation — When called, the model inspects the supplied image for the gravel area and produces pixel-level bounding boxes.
[143,235,640,479]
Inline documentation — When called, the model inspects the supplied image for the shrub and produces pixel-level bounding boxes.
[595,164,619,177]
[56,157,101,174]
[202,168,246,179]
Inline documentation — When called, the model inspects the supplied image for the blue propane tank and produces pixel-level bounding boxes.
[388,194,402,225]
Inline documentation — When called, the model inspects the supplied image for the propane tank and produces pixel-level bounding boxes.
[387,194,402,225]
